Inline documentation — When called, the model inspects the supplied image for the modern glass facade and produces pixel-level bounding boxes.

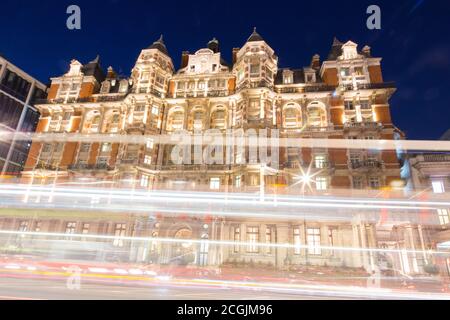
[0,56,46,175]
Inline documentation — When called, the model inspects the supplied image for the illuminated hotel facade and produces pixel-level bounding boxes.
[6,30,444,275]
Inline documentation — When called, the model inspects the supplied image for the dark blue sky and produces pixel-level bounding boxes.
[1,0,449,140]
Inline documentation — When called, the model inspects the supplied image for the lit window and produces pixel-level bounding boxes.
[34,222,42,232]
[151,105,159,116]
[19,221,29,232]
[82,223,90,234]
[315,177,328,191]
[246,227,259,253]
[210,177,220,190]
[113,223,127,247]
[144,155,152,165]
[438,209,450,225]
[140,175,149,187]
[314,155,327,169]
[293,227,301,255]
[235,176,241,188]
[432,180,445,194]
[65,222,77,234]
[101,143,111,153]
[307,228,321,255]
[146,139,154,149]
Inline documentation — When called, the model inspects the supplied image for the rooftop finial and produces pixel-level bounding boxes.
[90,54,100,64]
[158,34,164,43]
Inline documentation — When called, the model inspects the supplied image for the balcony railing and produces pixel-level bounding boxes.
[342,82,396,91]
[344,122,383,130]
[35,94,127,105]
[68,163,115,171]
[350,160,384,170]
[422,154,450,162]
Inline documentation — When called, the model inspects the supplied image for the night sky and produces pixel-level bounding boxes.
[1,0,449,140]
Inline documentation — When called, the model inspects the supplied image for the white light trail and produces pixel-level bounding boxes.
[0,230,447,256]
[2,131,450,151]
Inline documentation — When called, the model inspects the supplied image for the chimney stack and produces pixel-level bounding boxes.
[362,45,371,57]
[181,51,189,69]
[311,54,320,70]
[232,48,240,65]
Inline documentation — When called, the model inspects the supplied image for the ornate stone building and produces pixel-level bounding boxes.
[12,30,418,273]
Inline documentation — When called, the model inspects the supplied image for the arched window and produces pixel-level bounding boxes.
[100,81,111,94]
[210,106,226,129]
[283,103,302,128]
[190,107,205,131]
[167,108,184,131]
[84,111,102,133]
[307,102,327,127]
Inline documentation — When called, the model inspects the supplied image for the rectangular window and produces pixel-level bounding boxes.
[151,105,159,116]
[314,155,327,169]
[353,176,364,189]
[235,176,241,188]
[146,139,154,149]
[250,63,260,76]
[328,228,336,255]
[42,143,52,153]
[340,68,350,77]
[360,100,371,110]
[315,177,328,191]
[19,221,29,232]
[438,209,450,226]
[344,101,354,110]
[369,177,380,189]
[246,226,259,253]
[233,226,240,253]
[307,228,321,255]
[140,175,150,187]
[210,177,220,190]
[80,143,90,153]
[293,227,301,255]
[34,221,42,232]
[101,143,111,153]
[113,223,127,247]
[134,105,146,112]
[265,226,272,254]
[144,155,152,165]
[432,180,445,194]
[82,223,90,234]
[65,222,77,234]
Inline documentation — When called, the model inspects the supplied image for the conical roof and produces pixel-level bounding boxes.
[148,34,169,55]
[247,27,264,42]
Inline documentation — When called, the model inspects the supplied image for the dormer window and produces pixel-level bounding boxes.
[100,81,111,94]
[305,73,315,83]
[283,72,293,84]
[190,65,195,72]
[119,79,128,93]
[342,42,358,60]
[212,64,217,72]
